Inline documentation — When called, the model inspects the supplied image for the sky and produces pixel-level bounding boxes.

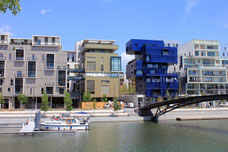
[1,0,228,72]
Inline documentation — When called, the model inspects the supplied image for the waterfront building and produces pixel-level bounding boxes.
[179,39,228,95]
[0,34,67,109]
[126,39,179,101]
[220,43,228,57]
[78,39,121,101]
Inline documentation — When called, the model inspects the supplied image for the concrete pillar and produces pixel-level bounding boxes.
[50,97,52,109]
[9,98,15,110]
[35,97,37,110]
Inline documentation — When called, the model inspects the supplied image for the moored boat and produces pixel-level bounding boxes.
[39,117,90,131]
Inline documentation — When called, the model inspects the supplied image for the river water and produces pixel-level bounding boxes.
[1,120,228,152]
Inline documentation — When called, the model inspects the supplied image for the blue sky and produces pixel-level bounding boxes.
[1,0,228,71]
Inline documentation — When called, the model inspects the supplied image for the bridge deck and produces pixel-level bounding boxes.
[19,121,35,133]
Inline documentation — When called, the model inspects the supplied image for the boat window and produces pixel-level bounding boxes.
[62,119,66,122]
[72,119,76,123]
[67,120,71,124]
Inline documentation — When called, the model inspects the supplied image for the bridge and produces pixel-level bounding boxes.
[138,94,228,121]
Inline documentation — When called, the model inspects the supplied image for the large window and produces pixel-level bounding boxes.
[58,70,66,86]
[0,61,4,77]
[46,87,53,94]
[87,61,96,71]
[162,49,169,55]
[28,61,36,78]
[87,80,95,94]
[46,54,54,70]
[15,49,24,61]
[111,57,121,72]
[15,78,23,94]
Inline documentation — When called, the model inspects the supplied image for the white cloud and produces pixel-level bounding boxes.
[120,52,134,72]
[40,9,52,15]
[185,0,200,16]
[0,25,14,36]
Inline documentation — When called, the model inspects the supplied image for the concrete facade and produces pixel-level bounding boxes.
[0,34,67,109]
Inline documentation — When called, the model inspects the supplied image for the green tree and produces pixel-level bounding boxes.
[92,98,97,109]
[166,90,172,100]
[64,90,73,113]
[113,97,121,111]
[18,92,28,104]
[201,91,206,96]
[0,94,4,109]
[41,92,49,113]
[0,0,21,15]
[83,92,92,102]
[102,94,108,103]
[157,96,164,103]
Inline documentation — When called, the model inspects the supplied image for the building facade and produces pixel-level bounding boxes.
[179,39,228,95]
[126,39,178,101]
[0,34,67,109]
[78,39,121,101]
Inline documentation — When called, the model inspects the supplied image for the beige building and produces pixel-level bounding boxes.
[0,34,67,109]
[79,39,121,101]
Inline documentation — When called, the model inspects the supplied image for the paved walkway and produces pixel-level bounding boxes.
[19,121,35,133]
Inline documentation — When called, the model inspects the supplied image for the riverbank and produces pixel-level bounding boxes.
[0,108,228,124]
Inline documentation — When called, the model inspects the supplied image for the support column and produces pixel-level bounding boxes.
[35,97,37,110]
[50,97,52,109]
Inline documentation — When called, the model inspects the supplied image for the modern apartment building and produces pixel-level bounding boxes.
[126,39,179,101]
[78,39,121,101]
[0,34,67,109]
[179,39,228,95]
[220,43,228,57]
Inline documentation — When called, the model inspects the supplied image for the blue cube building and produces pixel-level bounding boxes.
[126,39,178,100]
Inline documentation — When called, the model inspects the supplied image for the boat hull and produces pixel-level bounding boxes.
[39,124,89,131]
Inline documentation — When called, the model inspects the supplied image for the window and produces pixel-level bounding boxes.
[101,85,110,95]
[195,51,199,56]
[9,54,11,60]
[32,54,35,60]
[59,88,64,94]
[150,70,155,74]
[58,70,66,86]
[46,54,54,70]
[15,49,24,61]
[223,53,225,56]
[0,79,3,85]
[0,61,4,77]
[41,88,44,94]
[42,54,45,62]
[45,37,48,44]
[15,78,23,94]
[17,71,22,77]
[28,61,36,78]
[87,80,95,94]
[136,70,142,75]
[10,79,13,85]
[8,88,10,93]
[162,49,169,55]
[101,65,104,71]
[111,57,121,72]
[200,45,205,49]
[146,78,151,82]
[207,45,218,50]
[194,44,199,49]
[46,87,53,94]
[201,51,206,56]
[34,37,38,42]
[224,47,227,51]
[207,52,215,57]
[1,35,4,41]
[52,38,55,43]
[87,61,96,71]
[101,57,103,64]
[101,80,110,83]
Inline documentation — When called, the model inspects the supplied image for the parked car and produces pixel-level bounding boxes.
[125,103,135,108]
[220,102,228,107]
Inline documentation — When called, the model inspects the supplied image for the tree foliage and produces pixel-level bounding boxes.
[64,90,73,112]
[166,90,172,100]
[0,0,21,15]
[18,92,28,104]
[92,98,97,110]
[157,96,164,103]
[113,97,121,111]
[0,94,4,109]
[83,92,92,102]
[102,94,108,102]
[41,92,49,112]
[119,84,135,95]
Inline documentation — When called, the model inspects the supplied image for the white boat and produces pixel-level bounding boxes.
[39,117,90,131]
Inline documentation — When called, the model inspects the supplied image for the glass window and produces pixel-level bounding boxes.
[207,52,215,57]
[46,87,53,94]
[17,71,22,77]
[9,54,11,60]
[15,78,23,94]
[111,57,121,72]
[0,61,5,77]
[58,70,66,86]
[136,70,142,75]
[162,50,169,55]
[200,45,205,49]
[101,65,104,71]
[101,80,109,83]
[0,79,3,85]
[87,61,96,71]
[194,44,199,49]
[28,61,36,78]
[41,88,44,94]
[195,51,199,56]
[46,54,54,69]
[87,80,95,94]
[15,49,24,61]
[42,54,45,62]
[59,88,64,94]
